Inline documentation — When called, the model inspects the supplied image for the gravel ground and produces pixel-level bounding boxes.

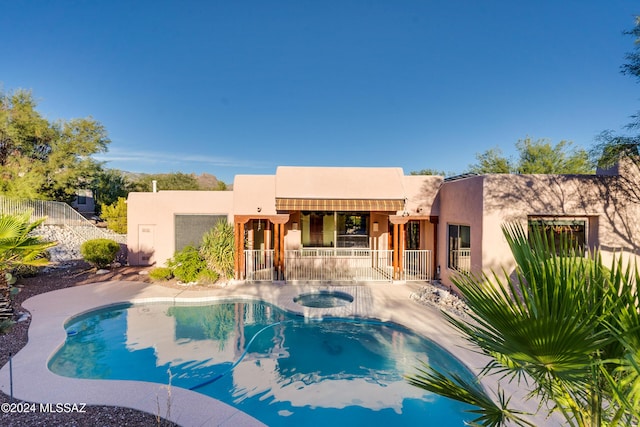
[0,260,178,427]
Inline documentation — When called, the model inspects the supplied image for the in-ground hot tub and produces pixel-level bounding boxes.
[293,290,354,308]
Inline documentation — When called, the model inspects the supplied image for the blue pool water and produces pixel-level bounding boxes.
[49,300,475,426]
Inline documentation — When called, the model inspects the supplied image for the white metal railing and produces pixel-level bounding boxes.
[403,249,432,281]
[284,249,394,282]
[244,249,275,281]
[244,248,433,283]
[449,249,471,274]
[0,196,127,244]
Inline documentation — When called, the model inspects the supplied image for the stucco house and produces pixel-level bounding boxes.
[127,162,640,287]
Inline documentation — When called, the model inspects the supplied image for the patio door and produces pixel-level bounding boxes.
[310,214,324,246]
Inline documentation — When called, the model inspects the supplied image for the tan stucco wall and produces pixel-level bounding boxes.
[402,175,443,216]
[436,176,485,285]
[435,171,640,287]
[127,191,234,266]
[275,166,406,200]
[233,175,276,215]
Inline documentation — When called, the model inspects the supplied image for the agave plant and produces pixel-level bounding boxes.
[199,221,235,279]
[0,212,57,323]
[406,223,640,426]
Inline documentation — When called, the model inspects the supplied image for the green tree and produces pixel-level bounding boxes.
[128,172,200,192]
[100,197,127,234]
[409,168,447,176]
[593,16,640,170]
[467,147,514,174]
[406,224,640,426]
[468,138,593,174]
[0,89,110,203]
[0,212,56,323]
[516,138,592,174]
[91,168,129,213]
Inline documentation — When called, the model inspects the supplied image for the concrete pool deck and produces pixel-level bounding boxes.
[0,280,531,426]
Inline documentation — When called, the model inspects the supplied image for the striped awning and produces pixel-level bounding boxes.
[276,198,404,211]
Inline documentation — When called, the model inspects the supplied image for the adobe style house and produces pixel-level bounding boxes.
[127,163,640,287]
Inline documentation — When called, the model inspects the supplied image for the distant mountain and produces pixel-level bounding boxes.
[116,170,231,190]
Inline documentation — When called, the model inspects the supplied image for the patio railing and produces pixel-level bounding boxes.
[244,249,276,281]
[284,249,394,282]
[449,249,471,274]
[402,249,432,281]
[244,248,433,283]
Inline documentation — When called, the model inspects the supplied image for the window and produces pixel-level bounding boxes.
[77,195,87,205]
[336,212,369,248]
[300,211,370,248]
[527,217,586,255]
[448,224,470,272]
[175,214,227,252]
[406,221,420,250]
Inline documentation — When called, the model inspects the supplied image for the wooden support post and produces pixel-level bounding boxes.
[279,224,285,278]
[398,222,405,279]
[393,223,399,280]
[273,223,280,278]
[238,222,245,280]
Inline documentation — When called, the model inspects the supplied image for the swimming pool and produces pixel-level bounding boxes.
[49,300,475,426]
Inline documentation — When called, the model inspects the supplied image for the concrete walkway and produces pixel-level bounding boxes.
[0,280,484,427]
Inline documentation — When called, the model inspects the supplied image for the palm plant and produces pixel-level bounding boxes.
[406,223,640,426]
[0,212,57,323]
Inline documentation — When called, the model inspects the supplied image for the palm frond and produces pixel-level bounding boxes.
[406,362,536,427]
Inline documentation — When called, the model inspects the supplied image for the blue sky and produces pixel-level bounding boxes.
[2,1,639,183]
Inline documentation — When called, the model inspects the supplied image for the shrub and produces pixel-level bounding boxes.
[200,221,235,279]
[167,246,207,283]
[101,197,127,234]
[196,268,219,285]
[149,267,173,281]
[80,238,120,268]
[0,319,13,335]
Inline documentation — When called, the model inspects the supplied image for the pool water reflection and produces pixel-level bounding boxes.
[49,300,474,426]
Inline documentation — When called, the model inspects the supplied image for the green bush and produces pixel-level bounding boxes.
[149,267,173,281]
[101,197,127,234]
[200,221,235,279]
[167,246,207,283]
[196,268,219,285]
[80,238,120,268]
[0,319,14,335]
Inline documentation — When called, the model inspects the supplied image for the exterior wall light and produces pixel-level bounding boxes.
[373,222,379,232]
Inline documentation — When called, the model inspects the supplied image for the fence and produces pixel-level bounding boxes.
[244,248,434,283]
[0,196,127,244]
[402,249,432,281]
[284,249,394,282]
[244,249,276,281]
[449,249,471,274]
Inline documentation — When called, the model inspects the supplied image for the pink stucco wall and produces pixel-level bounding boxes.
[125,165,639,285]
[436,175,484,285]
[127,191,234,266]
[435,170,640,287]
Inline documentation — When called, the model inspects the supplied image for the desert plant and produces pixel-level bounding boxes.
[80,238,120,269]
[196,268,219,285]
[149,267,173,281]
[0,212,56,322]
[0,318,14,334]
[406,223,640,426]
[101,197,127,234]
[167,246,207,283]
[199,221,234,279]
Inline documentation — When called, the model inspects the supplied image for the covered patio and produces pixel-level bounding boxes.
[233,167,439,283]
